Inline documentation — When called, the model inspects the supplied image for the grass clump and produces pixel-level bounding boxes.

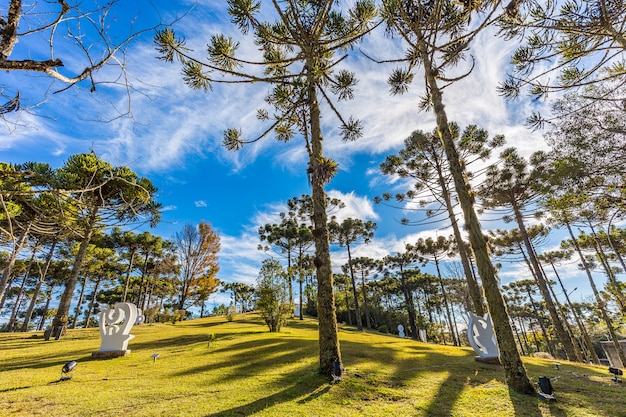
[1,312,624,416]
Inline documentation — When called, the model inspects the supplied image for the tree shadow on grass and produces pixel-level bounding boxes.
[203,373,329,416]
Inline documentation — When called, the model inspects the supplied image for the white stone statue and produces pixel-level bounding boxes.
[418,329,427,343]
[97,302,138,353]
[467,312,499,361]
[397,324,405,338]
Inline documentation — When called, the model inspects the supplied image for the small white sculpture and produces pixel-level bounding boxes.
[418,329,427,343]
[397,324,405,338]
[467,312,499,361]
[97,302,138,353]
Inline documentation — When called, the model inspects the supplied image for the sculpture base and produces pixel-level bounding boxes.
[92,350,131,359]
[474,356,500,365]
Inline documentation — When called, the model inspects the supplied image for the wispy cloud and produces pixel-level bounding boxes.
[194,200,208,207]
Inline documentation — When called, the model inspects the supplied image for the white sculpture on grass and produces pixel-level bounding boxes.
[467,312,499,362]
[97,302,138,354]
[397,324,405,338]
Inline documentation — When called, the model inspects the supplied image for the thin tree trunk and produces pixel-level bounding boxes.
[523,283,555,358]
[22,240,57,332]
[565,219,626,367]
[512,201,578,361]
[52,208,99,333]
[434,258,458,346]
[436,163,485,316]
[548,259,599,364]
[72,276,88,329]
[122,248,136,303]
[361,271,372,330]
[7,249,36,332]
[587,222,625,310]
[420,36,533,393]
[542,260,583,362]
[347,244,363,331]
[84,277,102,328]
[0,225,30,310]
[38,285,54,331]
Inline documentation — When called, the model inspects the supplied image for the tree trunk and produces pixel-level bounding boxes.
[347,244,363,331]
[71,276,88,329]
[52,208,99,333]
[122,248,136,303]
[84,277,102,328]
[38,285,54,331]
[419,36,533,393]
[361,271,372,330]
[565,219,626,367]
[7,249,36,332]
[436,163,485,316]
[434,258,458,346]
[588,222,625,310]
[22,240,57,332]
[512,202,578,361]
[400,270,419,341]
[0,225,30,308]
[307,62,340,376]
[548,259,600,364]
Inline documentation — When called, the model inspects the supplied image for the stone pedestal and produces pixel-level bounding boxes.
[91,350,131,359]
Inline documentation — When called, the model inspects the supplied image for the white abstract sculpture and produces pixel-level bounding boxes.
[397,324,405,338]
[467,312,499,362]
[93,302,138,357]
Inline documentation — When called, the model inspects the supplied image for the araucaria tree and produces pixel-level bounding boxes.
[380,0,534,392]
[51,153,160,332]
[174,222,221,310]
[155,0,377,376]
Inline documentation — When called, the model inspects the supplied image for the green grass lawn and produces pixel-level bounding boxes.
[1,313,625,416]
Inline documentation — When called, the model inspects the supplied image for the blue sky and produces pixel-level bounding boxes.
[2,0,599,309]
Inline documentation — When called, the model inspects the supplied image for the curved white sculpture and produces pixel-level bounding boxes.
[467,312,499,360]
[97,302,138,353]
[397,324,405,338]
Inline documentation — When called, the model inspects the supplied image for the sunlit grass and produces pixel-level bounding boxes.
[1,312,624,416]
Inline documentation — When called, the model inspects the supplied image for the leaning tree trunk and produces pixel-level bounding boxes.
[565,220,626,367]
[434,258,458,346]
[436,161,485,316]
[420,36,533,393]
[512,201,579,361]
[588,222,625,310]
[548,259,600,364]
[307,64,341,376]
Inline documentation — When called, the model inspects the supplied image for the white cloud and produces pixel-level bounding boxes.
[194,200,208,208]
[328,190,379,222]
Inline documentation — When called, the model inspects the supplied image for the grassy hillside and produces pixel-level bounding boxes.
[1,313,624,416]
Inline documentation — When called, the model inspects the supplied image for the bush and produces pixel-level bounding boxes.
[378,325,389,334]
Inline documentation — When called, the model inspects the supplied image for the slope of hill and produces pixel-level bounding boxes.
[1,313,624,416]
